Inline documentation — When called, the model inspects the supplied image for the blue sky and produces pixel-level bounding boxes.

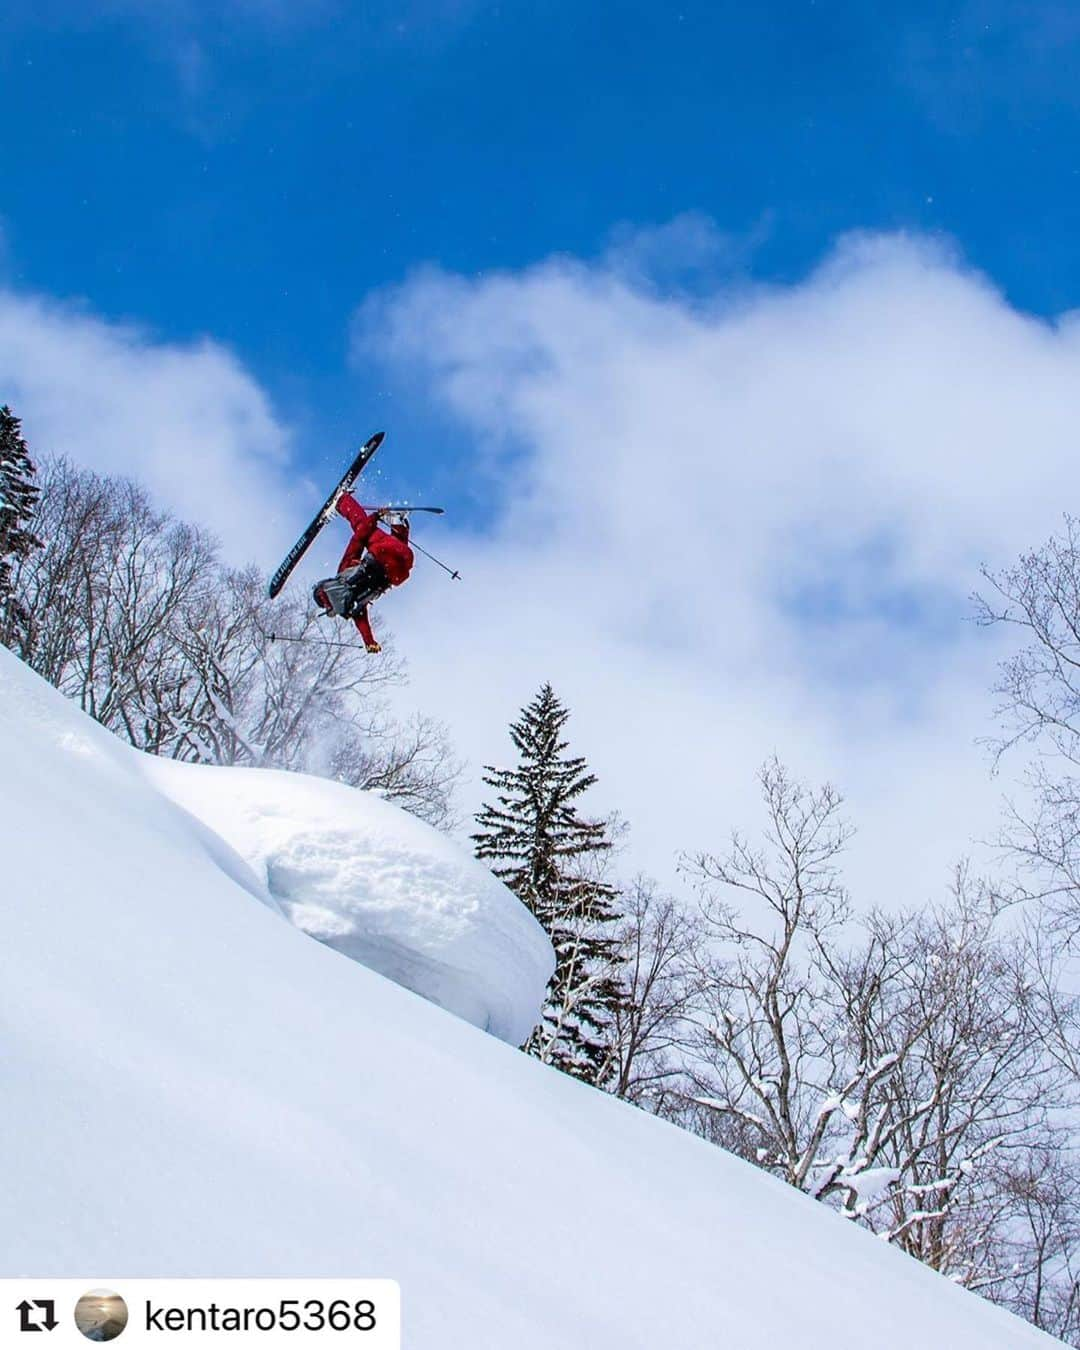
[6,1,1080,899]
[5,0,1080,518]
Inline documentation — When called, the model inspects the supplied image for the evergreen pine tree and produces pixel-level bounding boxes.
[473,683,623,1082]
[0,406,42,648]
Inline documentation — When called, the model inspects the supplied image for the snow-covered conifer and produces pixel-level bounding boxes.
[0,405,42,648]
[473,683,622,1081]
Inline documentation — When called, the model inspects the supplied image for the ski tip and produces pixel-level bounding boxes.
[367,431,385,451]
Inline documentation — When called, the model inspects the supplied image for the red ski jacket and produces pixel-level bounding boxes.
[336,494,414,584]
[334,494,414,649]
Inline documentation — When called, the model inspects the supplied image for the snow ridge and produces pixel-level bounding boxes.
[145,757,553,1045]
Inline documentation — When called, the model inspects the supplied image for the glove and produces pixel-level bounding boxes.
[366,641,382,655]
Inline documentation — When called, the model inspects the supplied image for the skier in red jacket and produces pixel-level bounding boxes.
[312,493,414,653]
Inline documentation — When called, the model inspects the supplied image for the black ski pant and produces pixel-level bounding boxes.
[317,556,388,619]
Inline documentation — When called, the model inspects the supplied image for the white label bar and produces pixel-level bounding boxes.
[0,1280,400,1347]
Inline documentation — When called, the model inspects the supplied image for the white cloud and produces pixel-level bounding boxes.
[4,236,1076,911]
[0,289,302,562]
[357,230,1080,906]
[603,210,772,296]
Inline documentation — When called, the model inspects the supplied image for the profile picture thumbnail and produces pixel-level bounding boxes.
[74,1289,129,1342]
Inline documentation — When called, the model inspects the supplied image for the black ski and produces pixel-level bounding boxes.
[268,432,384,599]
[368,504,444,515]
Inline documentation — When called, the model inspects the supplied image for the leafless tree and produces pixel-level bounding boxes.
[11,459,460,825]
[971,515,1080,1340]
[680,757,864,1192]
[328,713,462,829]
[989,1148,1080,1342]
[597,877,702,1108]
[974,515,1080,927]
[850,882,1063,1286]
[12,461,216,734]
[681,759,1072,1309]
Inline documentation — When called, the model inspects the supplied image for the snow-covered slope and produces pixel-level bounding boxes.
[0,647,1060,1349]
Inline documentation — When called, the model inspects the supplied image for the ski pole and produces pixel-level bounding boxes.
[265,631,364,651]
[411,539,462,581]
